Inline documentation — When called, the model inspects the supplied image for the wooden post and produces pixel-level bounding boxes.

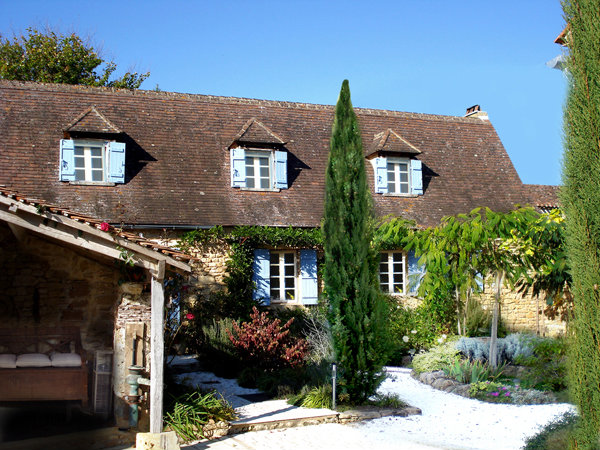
[150,260,166,434]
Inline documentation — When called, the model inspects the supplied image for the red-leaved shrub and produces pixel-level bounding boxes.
[227,307,308,370]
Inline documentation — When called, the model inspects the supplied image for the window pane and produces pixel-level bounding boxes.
[400,184,409,194]
[380,254,388,263]
[388,170,395,182]
[74,157,85,168]
[392,253,403,262]
[271,278,280,289]
[285,289,294,300]
[91,170,103,182]
[393,273,403,285]
[246,165,255,177]
[284,277,294,289]
[284,253,294,264]
[91,158,103,169]
[74,147,84,156]
[259,157,269,167]
[246,178,255,189]
[399,172,408,183]
[380,273,389,284]
[260,178,270,189]
[260,167,269,177]
[75,169,85,180]
[271,288,280,299]
[399,162,408,172]
[284,265,294,277]
[91,147,103,157]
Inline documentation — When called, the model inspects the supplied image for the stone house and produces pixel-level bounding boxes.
[0,80,562,421]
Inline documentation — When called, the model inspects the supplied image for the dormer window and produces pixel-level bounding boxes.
[60,106,125,185]
[245,150,273,190]
[386,158,410,194]
[369,129,424,196]
[229,118,288,191]
[60,139,125,184]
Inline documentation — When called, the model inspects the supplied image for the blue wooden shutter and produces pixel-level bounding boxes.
[274,150,288,189]
[374,157,388,193]
[230,148,246,187]
[59,139,75,181]
[108,141,126,183]
[300,249,318,305]
[410,159,423,195]
[252,249,270,305]
[407,250,426,294]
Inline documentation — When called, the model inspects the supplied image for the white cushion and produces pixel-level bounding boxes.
[16,353,51,368]
[0,354,16,369]
[51,353,82,368]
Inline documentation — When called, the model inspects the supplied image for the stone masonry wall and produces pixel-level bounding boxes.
[186,242,231,301]
[479,285,565,337]
[0,223,120,351]
[395,285,566,337]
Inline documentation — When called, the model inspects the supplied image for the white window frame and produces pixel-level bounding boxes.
[379,251,406,295]
[269,250,298,302]
[244,150,273,190]
[73,139,108,182]
[386,158,411,195]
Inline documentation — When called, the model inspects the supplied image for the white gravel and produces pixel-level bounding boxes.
[179,363,575,450]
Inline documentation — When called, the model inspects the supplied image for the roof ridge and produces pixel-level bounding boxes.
[0,79,488,125]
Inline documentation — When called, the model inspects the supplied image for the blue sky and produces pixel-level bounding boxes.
[1,1,567,185]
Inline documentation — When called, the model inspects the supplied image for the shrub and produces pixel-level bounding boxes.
[303,309,334,364]
[468,381,513,403]
[289,384,333,409]
[522,412,577,450]
[387,299,449,364]
[369,393,407,409]
[412,339,461,374]
[443,359,505,384]
[228,307,309,371]
[515,337,567,392]
[164,391,236,443]
[455,333,537,365]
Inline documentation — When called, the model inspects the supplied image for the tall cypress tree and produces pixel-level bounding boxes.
[323,80,388,403]
[561,1,600,447]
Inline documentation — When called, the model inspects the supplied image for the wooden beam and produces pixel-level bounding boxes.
[0,196,191,273]
[150,272,165,434]
[0,208,157,272]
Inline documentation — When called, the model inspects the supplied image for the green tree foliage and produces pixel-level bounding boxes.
[561,1,600,447]
[322,80,389,403]
[405,207,539,367]
[0,27,149,88]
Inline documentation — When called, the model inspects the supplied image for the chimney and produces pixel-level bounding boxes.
[464,104,489,121]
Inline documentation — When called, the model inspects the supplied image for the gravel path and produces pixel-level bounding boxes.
[186,367,575,450]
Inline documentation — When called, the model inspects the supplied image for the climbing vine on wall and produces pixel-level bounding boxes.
[179,226,323,320]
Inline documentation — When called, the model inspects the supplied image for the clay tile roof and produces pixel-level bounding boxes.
[65,106,122,134]
[523,184,561,211]
[0,187,193,262]
[368,129,422,156]
[0,80,531,229]
[232,118,285,146]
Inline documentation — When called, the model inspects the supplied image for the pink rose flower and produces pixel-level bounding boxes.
[185,313,195,320]
[100,222,110,232]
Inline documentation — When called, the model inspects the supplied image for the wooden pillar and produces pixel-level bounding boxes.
[150,260,166,434]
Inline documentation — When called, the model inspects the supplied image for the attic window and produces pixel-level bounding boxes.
[230,147,287,190]
[60,139,125,184]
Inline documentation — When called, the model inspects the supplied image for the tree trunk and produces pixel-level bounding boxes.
[455,286,462,335]
[489,270,503,369]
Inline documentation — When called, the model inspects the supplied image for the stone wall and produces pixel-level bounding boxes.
[0,223,120,351]
[186,242,230,299]
[479,285,565,337]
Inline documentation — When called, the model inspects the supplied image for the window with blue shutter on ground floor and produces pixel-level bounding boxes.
[59,139,125,184]
[252,248,318,305]
[379,250,425,295]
